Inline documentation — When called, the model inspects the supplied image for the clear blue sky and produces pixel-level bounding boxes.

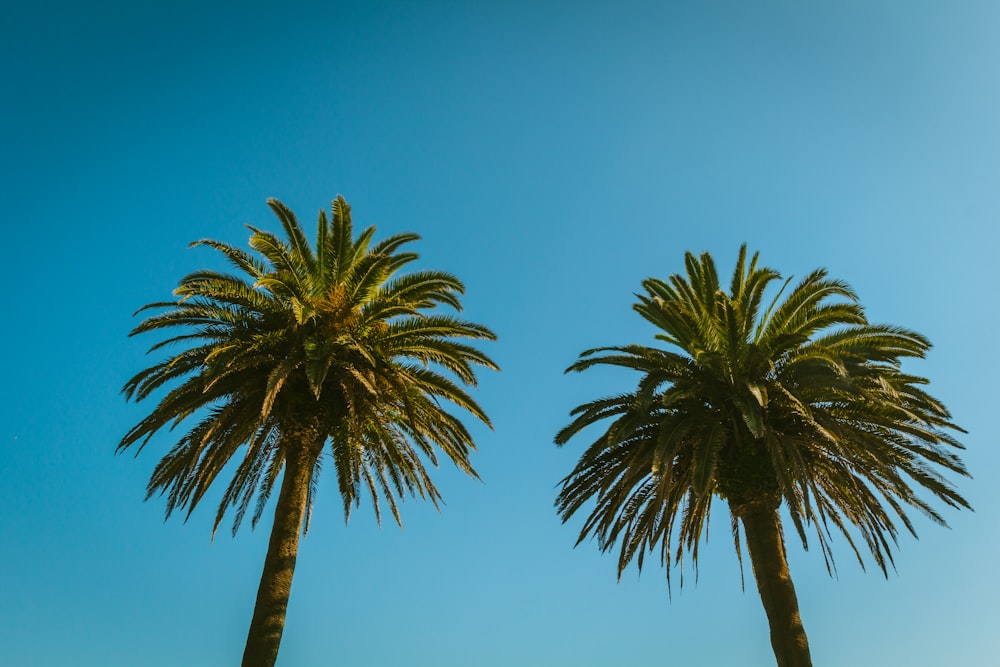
[2,1,997,665]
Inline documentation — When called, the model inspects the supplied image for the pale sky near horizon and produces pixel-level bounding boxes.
[2,1,998,665]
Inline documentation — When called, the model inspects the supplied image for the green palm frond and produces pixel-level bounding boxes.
[557,244,968,581]
[121,195,497,534]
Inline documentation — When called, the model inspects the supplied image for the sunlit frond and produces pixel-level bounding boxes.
[557,244,968,584]
[122,196,496,535]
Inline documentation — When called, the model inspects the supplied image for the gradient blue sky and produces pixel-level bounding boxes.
[2,1,998,665]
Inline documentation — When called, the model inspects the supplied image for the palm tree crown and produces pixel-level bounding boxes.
[555,245,968,666]
[120,196,497,666]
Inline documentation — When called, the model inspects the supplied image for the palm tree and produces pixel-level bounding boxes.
[555,246,969,667]
[120,196,497,667]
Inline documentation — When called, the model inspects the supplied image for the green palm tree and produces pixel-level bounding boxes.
[120,196,497,667]
[555,246,968,667]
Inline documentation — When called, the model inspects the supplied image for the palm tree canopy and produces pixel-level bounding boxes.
[556,245,969,582]
[120,196,498,535]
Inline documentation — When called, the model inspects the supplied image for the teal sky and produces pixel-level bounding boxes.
[2,1,997,665]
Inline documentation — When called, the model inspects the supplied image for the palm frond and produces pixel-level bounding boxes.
[557,246,968,586]
[121,196,497,537]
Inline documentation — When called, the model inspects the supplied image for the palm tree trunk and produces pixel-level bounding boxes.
[241,444,317,667]
[736,502,812,667]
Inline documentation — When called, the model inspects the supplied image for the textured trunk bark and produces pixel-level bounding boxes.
[241,441,318,667]
[736,502,813,667]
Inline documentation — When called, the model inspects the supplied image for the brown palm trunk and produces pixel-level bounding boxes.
[735,502,812,667]
[241,444,317,667]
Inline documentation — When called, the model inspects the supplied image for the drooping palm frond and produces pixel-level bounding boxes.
[556,244,968,582]
[121,196,498,537]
